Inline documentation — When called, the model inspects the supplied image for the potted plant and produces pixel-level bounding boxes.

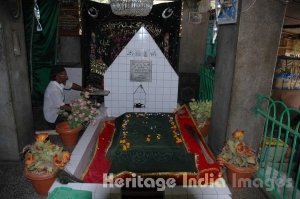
[23,133,70,196]
[188,99,212,137]
[217,130,258,187]
[56,91,99,147]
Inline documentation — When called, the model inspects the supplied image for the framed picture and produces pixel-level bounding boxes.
[216,0,238,25]
[189,12,202,24]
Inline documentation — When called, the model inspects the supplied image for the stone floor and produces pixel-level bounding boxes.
[0,162,45,199]
[0,106,271,199]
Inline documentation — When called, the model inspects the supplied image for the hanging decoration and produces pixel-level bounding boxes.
[34,0,42,31]
[82,1,182,88]
[211,1,221,44]
[23,0,59,103]
[87,6,99,18]
[133,84,146,108]
[212,22,218,44]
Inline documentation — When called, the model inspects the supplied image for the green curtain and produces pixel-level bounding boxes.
[23,0,59,105]
[198,20,216,101]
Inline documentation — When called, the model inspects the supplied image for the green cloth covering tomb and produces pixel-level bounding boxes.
[106,112,197,173]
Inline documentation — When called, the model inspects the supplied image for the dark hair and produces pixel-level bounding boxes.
[50,66,66,80]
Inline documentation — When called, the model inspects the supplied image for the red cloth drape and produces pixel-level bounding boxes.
[83,106,221,184]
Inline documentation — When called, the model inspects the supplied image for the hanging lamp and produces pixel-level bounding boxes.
[110,0,154,16]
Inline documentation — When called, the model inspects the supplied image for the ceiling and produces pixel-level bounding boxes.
[283,1,300,36]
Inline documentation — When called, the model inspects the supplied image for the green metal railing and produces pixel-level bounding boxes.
[255,95,300,199]
[199,66,215,101]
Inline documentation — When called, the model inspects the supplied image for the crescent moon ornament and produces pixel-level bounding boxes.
[88,7,98,18]
[162,8,173,19]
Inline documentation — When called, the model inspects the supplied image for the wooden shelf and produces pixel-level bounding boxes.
[278,55,300,60]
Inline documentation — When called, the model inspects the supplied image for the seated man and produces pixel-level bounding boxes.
[43,66,83,129]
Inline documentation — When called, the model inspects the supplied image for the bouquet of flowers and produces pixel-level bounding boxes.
[23,133,70,174]
[217,130,257,168]
[189,99,212,127]
[61,91,100,129]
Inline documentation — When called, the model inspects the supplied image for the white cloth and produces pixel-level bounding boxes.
[43,81,73,123]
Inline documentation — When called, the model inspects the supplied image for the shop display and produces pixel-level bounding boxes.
[273,56,300,90]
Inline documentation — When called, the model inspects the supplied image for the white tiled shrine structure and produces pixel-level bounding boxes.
[104,27,179,117]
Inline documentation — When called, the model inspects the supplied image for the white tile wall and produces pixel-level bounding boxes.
[64,67,82,104]
[104,27,179,117]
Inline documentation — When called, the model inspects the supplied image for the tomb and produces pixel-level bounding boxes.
[49,26,230,199]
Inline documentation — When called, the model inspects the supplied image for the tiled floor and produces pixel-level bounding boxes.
[0,160,270,199]
[0,106,271,199]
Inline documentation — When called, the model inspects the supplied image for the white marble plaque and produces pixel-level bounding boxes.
[130,60,152,82]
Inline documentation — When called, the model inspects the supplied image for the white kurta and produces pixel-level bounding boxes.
[43,81,72,123]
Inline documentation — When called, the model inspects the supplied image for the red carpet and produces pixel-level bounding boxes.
[82,121,114,183]
[82,106,221,184]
